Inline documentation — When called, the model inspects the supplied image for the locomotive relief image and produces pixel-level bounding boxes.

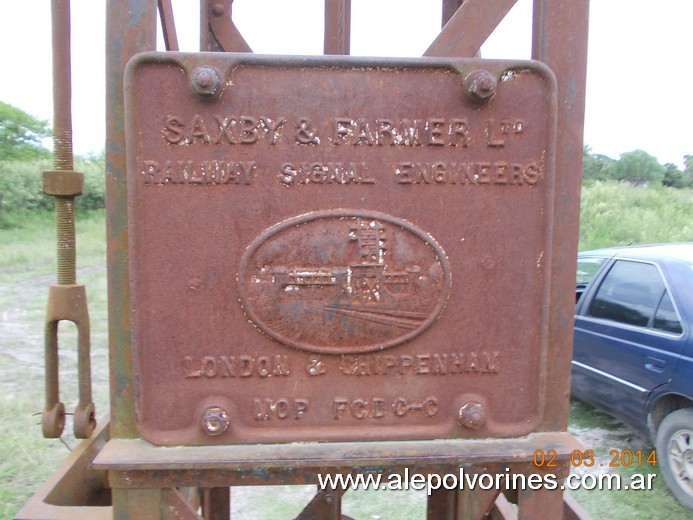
[239,210,452,354]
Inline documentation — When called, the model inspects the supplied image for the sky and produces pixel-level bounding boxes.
[0,0,691,168]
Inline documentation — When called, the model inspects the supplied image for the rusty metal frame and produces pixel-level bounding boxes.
[22,0,589,517]
[426,0,520,57]
[203,0,251,52]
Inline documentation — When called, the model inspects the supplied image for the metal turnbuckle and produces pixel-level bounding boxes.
[41,0,96,440]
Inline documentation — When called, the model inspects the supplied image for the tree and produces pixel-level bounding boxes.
[582,146,615,182]
[662,163,684,188]
[683,155,693,188]
[609,149,665,186]
[0,101,51,161]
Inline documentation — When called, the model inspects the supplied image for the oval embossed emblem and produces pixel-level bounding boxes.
[239,210,451,354]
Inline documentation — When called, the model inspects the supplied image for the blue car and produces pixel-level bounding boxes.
[573,243,693,509]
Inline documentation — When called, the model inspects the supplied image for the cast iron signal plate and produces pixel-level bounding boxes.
[126,53,556,445]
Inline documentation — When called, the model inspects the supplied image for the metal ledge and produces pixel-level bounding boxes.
[95,432,581,471]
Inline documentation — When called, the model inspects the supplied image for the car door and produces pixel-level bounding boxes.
[573,258,686,426]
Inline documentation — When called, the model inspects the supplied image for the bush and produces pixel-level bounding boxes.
[75,153,107,211]
[579,182,693,250]
[0,155,105,227]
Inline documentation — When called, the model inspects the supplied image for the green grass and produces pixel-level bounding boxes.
[579,182,693,250]
[227,485,427,518]
[0,397,72,518]
[0,209,108,519]
[0,209,106,284]
[2,182,693,518]
[568,400,693,519]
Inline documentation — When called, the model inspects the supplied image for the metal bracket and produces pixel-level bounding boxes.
[204,0,252,52]
[294,487,351,520]
[43,284,96,439]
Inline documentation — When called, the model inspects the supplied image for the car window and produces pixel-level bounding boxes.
[576,257,606,285]
[654,290,683,334]
[587,260,681,333]
[576,257,607,304]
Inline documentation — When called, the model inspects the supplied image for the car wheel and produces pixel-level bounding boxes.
[656,408,693,509]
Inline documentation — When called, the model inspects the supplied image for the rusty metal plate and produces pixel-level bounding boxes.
[125,52,556,445]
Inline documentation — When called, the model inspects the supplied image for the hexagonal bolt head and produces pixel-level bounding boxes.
[464,70,497,103]
[211,3,226,17]
[459,402,486,430]
[201,406,229,436]
[191,67,221,97]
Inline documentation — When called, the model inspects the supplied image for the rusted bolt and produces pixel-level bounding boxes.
[211,3,226,17]
[191,67,221,97]
[201,406,229,436]
[464,70,497,103]
[459,402,486,429]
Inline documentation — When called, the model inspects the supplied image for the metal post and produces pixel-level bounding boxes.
[442,0,464,27]
[105,0,157,438]
[532,0,590,432]
[324,0,351,55]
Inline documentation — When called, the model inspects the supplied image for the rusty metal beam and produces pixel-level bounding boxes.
[563,491,591,520]
[157,0,179,51]
[95,432,580,473]
[489,494,517,520]
[200,488,229,520]
[204,0,252,52]
[295,487,345,520]
[106,0,157,443]
[457,487,501,518]
[441,0,464,28]
[426,487,457,520]
[517,484,564,519]
[161,489,202,519]
[425,0,519,57]
[15,421,111,519]
[531,0,590,432]
[324,0,351,55]
[122,489,166,519]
